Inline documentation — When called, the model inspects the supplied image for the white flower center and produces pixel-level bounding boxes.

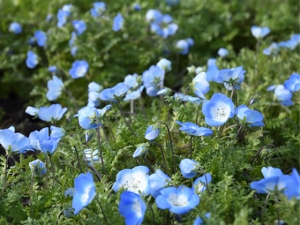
[121,172,148,194]
[210,102,230,122]
[81,185,92,204]
[168,193,188,207]
[76,66,87,77]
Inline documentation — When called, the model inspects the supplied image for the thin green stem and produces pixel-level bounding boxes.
[117,101,136,136]
[64,89,79,111]
[96,127,106,174]
[48,154,56,187]
[30,172,34,198]
[96,199,109,224]
[73,146,83,173]
[151,142,169,176]
[160,122,175,174]
[139,96,147,119]
[2,155,8,194]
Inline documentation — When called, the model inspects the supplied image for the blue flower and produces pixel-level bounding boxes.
[215,66,246,90]
[279,39,298,50]
[34,30,47,47]
[119,191,146,225]
[218,48,228,57]
[50,126,65,138]
[100,83,130,101]
[88,82,103,107]
[133,3,141,11]
[149,169,171,198]
[26,51,38,69]
[281,168,300,200]
[57,10,69,28]
[193,173,212,193]
[38,104,68,122]
[155,185,200,214]
[194,213,211,225]
[145,125,160,141]
[72,20,86,35]
[90,2,106,17]
[146,9,162,23]
[25,106,39,116]
[202,93,235,126]
[251,26,270,39]
[48,66,57,73]
[157,58,172,72]
[72,172,96,214]
[69,60,89,78]
[235,105,264,127]
[124,86,144,101]
[29,127,50,151]
[0,129,31,154]
[29,159,47,176]
[250,166,288,194]
[113,13,124,32]
[150,14,178,38]
[206,58,219,82]
[75,105,111,130]
[9,22,22,34]
[263,42,279,56]
[176,40,189,55]
[192,72,210,99]
[124,74,139,89]
[37,137,61,155]
[274,85,293,106]
[142,65,165,96]
[46,76,64,101]
[176,121,213,136]
[112,166,150,196]
[133,143,149,158]
[284,73,300,93]
[179,158,199,178]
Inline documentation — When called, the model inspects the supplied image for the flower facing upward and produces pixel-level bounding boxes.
[235,105,265,127]
[113,13,124,31]
[72,172,96,214]
[72,20,86,35]
[179,158,199,178]
[46,76,64,101]
[251,26,270,39]
[155,185,200,215]
[214,66,246,90]
[29,159,47,176]
[119,191,146,225]
[90,2,106,17]
[202,93,235,126]
[176,121,213,136]
[112,166,150,196]
[9,22,22,34]
[26,51,38,69]
[69,60,89,78]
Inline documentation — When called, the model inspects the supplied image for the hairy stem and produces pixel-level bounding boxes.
[96,127,106,174]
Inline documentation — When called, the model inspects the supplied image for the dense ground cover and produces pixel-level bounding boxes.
[0,0,299,224]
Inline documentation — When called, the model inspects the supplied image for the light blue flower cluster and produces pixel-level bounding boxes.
[90,2,106,17]
[263,33,300,55]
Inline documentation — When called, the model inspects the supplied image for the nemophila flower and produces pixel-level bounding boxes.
[149,169,171,198]
[157,87,171,96]
[34,30,47,47]
[0,129,31,154]
[284,73,300,92]
[156,185,200,215]
[84,149,99,165]
[100,83,130,101]
[75,105,111,130]
[46,14,53,22]
[50,126,65,138]
[9,22,22,34]
[193,173,212,194]
[27,37,35,46]
[179,158,199,178]
[133,143,149,158]
[38,104,68,122]
[263,42,279,56]
[145,125,160,141]
[176,40,189,55]
[57,10,69,28]
[88,82,103,107]
[46,76,64,101]
[142,65,165,96]
[48,66,57,73]
[72,172,96,214]
[186,38,194,47]
[113,13,124,32]
[26,51,38,69]
[72,20,86,35]
[133,3,141,11]
[0,126,15,132]
[215,66,246,90]
[29,159,46,176]
[29,127,50,150]
[146,9,162,23]
[206,58,219,82]
[37,137,61,155]
[150,14,178,38]
[192,72,209,99]
[176,121,213,136]
[267,84,277,91]
[281,168,300,200]
[124,74,139,89]
[218,48,228,57]
[194,213,211,225]
[250,166,288,194]
[157,58,172,72]
[124,86,144,101]
[202,93,235,126]
[69,31,77,48]
[25,106,39,116]
[173,93,203,105]
[119,191,146,225]
[69,60,89,79]
[251,26,270,39]
[90,2,106,17]
[112,166,150,195]
[235,105,264,127]
[279,39,298,50]
[274,85,293,106]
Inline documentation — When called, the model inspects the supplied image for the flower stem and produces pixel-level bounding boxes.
[48,154,56,187]
[30,172,34,198]
[73,146,83,173]
[117,101,136,136]
[151,142,169,176]
[64,89,79,111]
[160,122,175,174]
[96,199,109,223]
[1,155,8,194]
[96,127,106,174]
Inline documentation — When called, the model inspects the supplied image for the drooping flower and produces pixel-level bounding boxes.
[149,169,171,198]
[88,82,103,107]
[217,48,228,57]
[72,20,86,35]
[274,85,293,106]
[202,93,235,126]
[26,51,38,69]
[132,143,149,158]
[112,166,150,196]
[50,126,65,138]
[145,125,160,141]
[46,76,64,101]
[69,60,89,78]
[283,73,300,93]
[0,129,31,154]
[214,66,246,90]
[74,105,111,130]
[156,185,200,215]
[235,105,265,127]
[100,83,130,101]
[34,30,47,47]
[29,159,47,176]
[191,72,210,99]
[119,191,146,225]
[90,2,106,17]
[251,26,270,39]
[176,40,189,55]
[38,104,68,122]
[72,172,96,214]
[9,22,22,34]
[176,121,213,136]
[113,13,124,32]
[179,158,199,178]
[142,65,165,96]
[193,173,212,194]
